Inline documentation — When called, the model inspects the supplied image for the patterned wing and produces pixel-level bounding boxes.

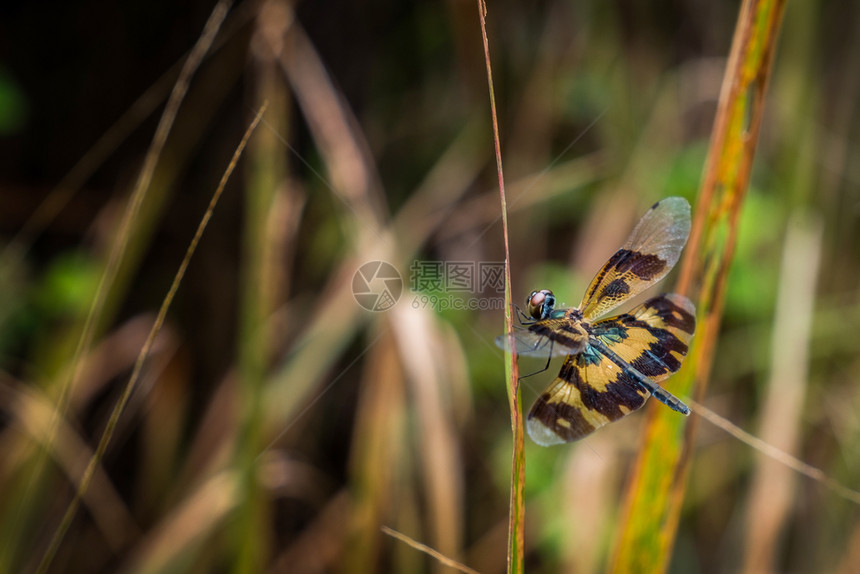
[526,345,649,445]
[525,293,695,445]
[589,293,696,383]
[579,197,691,321]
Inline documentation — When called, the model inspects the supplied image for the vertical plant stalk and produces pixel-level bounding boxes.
[742,214,822,571]
[34,104,267,574]
[475,1,524,572]
[50,0,232,426]
[33,3,234,573]
[231,4,291,572]
[610,0,787,572]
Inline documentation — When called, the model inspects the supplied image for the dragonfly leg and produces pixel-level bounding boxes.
[518,340,554,380]
[514,304,534,325]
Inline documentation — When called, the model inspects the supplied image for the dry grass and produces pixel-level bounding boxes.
[1,1,859,573]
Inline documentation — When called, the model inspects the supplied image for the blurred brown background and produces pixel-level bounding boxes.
[1,0,859,572]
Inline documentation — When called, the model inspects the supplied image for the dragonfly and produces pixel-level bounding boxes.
[497,197,696,445]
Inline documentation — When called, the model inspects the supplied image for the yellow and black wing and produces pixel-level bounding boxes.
[578,197,691,322]
[526,293,695,445]
[590,293,695,383]
[526,348,649,445]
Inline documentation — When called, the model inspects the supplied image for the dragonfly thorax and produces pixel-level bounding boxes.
[527,289,556,320]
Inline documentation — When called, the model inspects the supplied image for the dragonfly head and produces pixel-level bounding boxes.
[526,289,555,321]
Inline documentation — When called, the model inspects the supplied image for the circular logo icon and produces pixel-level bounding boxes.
[352,261,403,311]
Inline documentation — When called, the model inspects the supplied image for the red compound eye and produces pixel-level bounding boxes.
[527,289,554,319]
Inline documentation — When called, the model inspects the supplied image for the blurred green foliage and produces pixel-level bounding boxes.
[0,0,858,573]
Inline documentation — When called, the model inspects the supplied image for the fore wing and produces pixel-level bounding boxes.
[495,314,586,358]
[579,197,691,321]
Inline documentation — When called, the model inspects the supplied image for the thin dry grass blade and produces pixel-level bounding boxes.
[48,0,233,425]
[5,17,238,564]
[742,212,823,570]
[610,1,787,571]
[35,98,264,574]
[689,400,860,505]
[475,1,523,572]
[32,0,234,565]
[382,526,482,574]
[391,306,464,569]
